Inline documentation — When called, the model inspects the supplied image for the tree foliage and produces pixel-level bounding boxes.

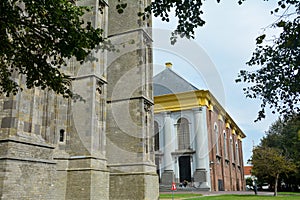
[138,0,245,44]
[245,177,253,187]
[140,0,206,44]
[118,0,300,120]
[0,0,105,97]
[250,146,296,196]
[251,115,300,193]
[236,0,300,121]
[263,115,300,183]
[1,0,299,117]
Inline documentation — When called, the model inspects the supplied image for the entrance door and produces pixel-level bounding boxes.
[218,179,224,191]
[179,156,191,182]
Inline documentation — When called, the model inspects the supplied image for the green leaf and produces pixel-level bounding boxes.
[256,34,266,44]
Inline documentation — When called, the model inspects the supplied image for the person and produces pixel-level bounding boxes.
[183,180,188,187]
[253,180,258,195]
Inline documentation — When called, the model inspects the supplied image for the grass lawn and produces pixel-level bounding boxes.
[159,193,202,199]
[278,191,300,196]
[159,193,300,200]
[193,195,300,200]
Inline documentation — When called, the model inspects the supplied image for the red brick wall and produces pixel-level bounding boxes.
[206,107,245,191]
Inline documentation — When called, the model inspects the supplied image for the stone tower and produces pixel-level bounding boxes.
[52,0,110,199]
[106,1,159,199]
[0,0,158,199]
[0,85,57,199]
[0,0,109,199]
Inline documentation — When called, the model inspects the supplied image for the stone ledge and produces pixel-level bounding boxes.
[0,156,56,164]
[108,28,153,42]
[107,95,154,105]
[110,172,158,176]
[0,138,55,149]
[64,168,110,172]
[54,155,107,161]
[108,162,156,167]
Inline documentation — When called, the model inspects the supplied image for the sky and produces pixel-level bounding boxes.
[152,0,281,164]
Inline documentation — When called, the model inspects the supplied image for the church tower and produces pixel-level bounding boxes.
[0,1,158,199]
[0,1,110,199]
[106,0,159,199]
[53,0,110,199]
[0,76,58,199]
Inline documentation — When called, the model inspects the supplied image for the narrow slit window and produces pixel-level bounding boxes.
[59,129,65,142]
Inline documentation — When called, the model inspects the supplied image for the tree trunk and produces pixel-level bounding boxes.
[274,173,279,196]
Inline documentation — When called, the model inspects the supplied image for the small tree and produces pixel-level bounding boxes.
[245,177,253,189]
[260,115,300,189]
[250,147,296,196]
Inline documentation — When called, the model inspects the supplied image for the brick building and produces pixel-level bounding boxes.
[244,165,253,179]
[154,64,246,191]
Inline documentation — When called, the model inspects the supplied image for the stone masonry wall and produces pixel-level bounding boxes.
[0,140,56,200]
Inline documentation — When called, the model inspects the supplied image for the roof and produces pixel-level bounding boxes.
[153,68,198,96]
[153,67,246,139]
[244,166,252,176]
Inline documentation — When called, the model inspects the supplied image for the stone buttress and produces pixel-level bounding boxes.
[106,0,159,199]
[53,1,109,199]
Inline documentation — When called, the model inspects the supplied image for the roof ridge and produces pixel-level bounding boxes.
[154,68,198,90]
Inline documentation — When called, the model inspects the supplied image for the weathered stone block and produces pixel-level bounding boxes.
[109,173,158,200]
[161,170,174,185]
[194,169,207,182]
[3,100,16,110]
[1,117,16,128]
[0,140,56,200]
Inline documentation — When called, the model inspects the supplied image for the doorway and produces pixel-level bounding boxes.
[218,179,224,191]
[179,156,191,182]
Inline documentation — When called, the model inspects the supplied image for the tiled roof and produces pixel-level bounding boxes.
[153,68,198,96]
[244,166,252,176]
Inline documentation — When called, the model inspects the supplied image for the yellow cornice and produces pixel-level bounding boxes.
[154,90,246,138]
[225,118,246,138]
[225,122,231,129]
[218,114,222,121]
[232,129,236,135]
[237,135,242,140]
[154,90,210,113]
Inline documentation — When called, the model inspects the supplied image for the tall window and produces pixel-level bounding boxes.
[230,136,234,162]
[223,131,227,158]
[59,129,65,142]
[154,121,160,151]
[236,142,240,165]
[214,124,219,155]
[177,118,190,150]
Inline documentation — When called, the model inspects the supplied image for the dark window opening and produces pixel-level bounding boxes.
[59,129,65,142]
[154,121,160,151]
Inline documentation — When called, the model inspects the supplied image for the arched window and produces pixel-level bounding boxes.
[177,118,190,150]
[214,124,219,155]
[154,121,160,151]
[223,131,227,158]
